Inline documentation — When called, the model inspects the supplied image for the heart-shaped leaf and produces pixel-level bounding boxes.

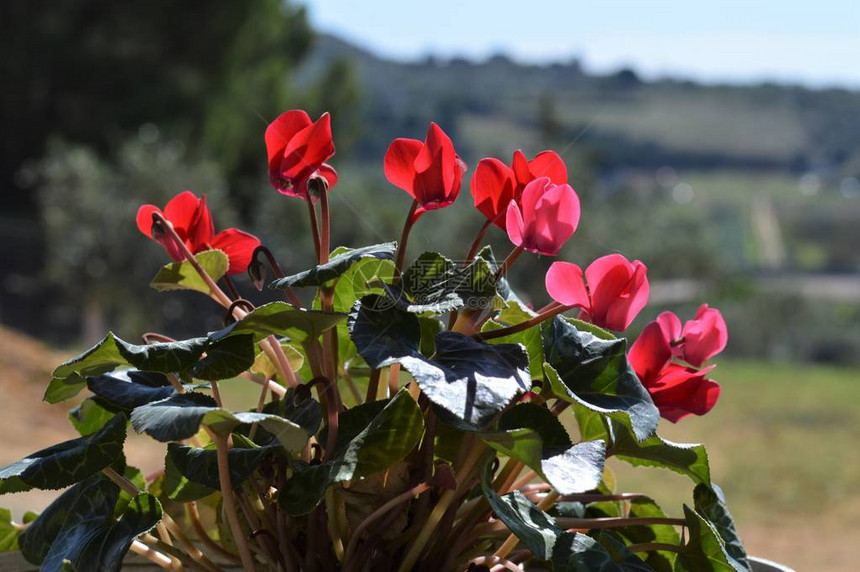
[279,390,423,515]
[149,250,229,294]
[479,404,605,494]
[270,242,397,289]
[678,505,742,571]
[542,317,658,442]
[0,415,126,494]
[694,484,751,571]
[209,301,345,344]
[167,442,276,492]
[18,475,119,568]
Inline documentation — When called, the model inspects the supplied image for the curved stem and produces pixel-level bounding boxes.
[465,218,494,263]
[398,445,488,572]
[394,200,419,278]
[345,483,432,567]
[187,502,241,564]
[477,303,571,341]
[494,245,524,283]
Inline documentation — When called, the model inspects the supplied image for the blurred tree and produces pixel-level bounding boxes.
[304,58,364,156]
[34,136,234,343]
[0,0,312,215]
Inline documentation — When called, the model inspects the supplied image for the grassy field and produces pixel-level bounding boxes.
[606,360,860,570]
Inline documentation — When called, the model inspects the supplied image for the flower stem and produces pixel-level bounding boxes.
[366,368,381,402]
[211,433,256,571]
[398,444,488,572]
[319,185,331,265]
[344,482,431,565]
[306,198,322,263]
[394,200,419,278]
[477,303,571,341]
[465,218,494,263]
[494,245,524,283]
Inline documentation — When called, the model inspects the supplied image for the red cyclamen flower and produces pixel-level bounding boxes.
[265,110,338,200]
[628,322,721,423]
[656,304,728,367]
[384,123,466,212]
[545,254,649,331]
[471,150,567,230]
[505,177,580,256]
[136,191,261,275]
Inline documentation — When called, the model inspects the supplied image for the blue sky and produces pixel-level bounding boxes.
[303,0,859,88]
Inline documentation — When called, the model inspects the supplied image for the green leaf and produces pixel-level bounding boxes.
[479,458,560,560]
[270,242,397,288]
[209,301,345,344]
[0,416,126,494]
[167,442,276,491]
[694,485,750,571]
[482,299,544,379]
[350,294,530,427]
[191,333,256,380]
[542,317,658,441]
[552,531,651,571]
[86,370,176,411]
[0,508,21,552]
[347,294,423,367]
[19,475,119,569]
[617,498,681,572]
[69,398,118,436]
[149,249,228,294]
[163,450,217,502]
[75,493,163,572]
[250,341,304,381]
[398,251,498,314]
[678,505,741,572]
[260,389,323,437]
[46,334,210,404]
[480,404,605,494]
[129,392,218,442]
[130,393,310,451]
[612,421,711,486]
[279,391,423,515]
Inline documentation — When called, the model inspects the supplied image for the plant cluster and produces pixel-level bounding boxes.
[1,109,751,572]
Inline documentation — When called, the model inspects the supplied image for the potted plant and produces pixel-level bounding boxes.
[0,110,787,571]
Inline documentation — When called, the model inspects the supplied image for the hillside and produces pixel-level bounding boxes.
[301,34,860,176]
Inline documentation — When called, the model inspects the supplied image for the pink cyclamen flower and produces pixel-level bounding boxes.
[628,322,721,423]
[505,177,580,256]
[545,254,649,331]
[136,191,261,275]
[656,304,728,367]
[384,123,466,212]
[471,150,567,230]
[265,109,338,200]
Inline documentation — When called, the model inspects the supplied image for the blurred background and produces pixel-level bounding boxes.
[1,1,858,568]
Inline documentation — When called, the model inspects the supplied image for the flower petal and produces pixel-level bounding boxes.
[384,138,423,196]
[136,205,162,238]
[265,110,312,173]
[682,304,728,367]
[628,321,673,386]
[163,191,202,237]
[471,158,516,227]
[528,151,568,184]
[281,112,335,183]
[210,229,262,275]
[505,200,526,249]
[545,262,589,308]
